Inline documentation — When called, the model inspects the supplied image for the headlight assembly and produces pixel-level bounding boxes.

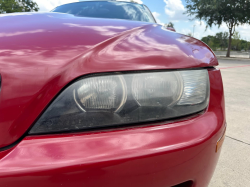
[29,70,210,134]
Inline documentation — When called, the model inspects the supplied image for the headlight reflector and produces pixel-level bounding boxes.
[132,72,182,107]
[29,70,210,134]
[74,76,127,112]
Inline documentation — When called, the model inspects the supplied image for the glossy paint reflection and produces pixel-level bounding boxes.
[84,24,217,71]
[0,70,225,187]
[0,12,218,148]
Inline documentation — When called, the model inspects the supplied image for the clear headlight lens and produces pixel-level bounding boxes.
[74,76,127,112]
[132,72,182,107]
[29,70,210,134]
[178,70,208,105]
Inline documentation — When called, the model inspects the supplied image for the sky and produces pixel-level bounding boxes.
[34,0,250,40]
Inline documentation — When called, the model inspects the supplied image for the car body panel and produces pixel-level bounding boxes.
[0,13,218,148]
[0,69,225,187]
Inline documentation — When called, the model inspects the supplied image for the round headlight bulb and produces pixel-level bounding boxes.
[132,72,182,107]
[74,75,127,113]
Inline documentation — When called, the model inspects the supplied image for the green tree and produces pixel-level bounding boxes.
[241,39,250,51]
[214,32,229,50]
[165,22,175,29]
[201,35,218,50]
[208,40,216,51]
[240,39,247,51]
[0,0,19,13]
[221,32,229,50]
[201,35,215,44]
[231,32,241,50]
[185,0,250,57]
[215,32,224,50]
[0,0,39,13]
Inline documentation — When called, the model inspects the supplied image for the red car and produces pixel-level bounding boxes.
[0,1,226,187]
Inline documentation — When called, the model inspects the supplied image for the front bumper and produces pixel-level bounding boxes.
[0,69,225,187]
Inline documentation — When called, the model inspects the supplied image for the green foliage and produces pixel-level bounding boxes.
[202,35,220,51]
[208,40,217,51]
[0,0,39,13]
[18,0,39,12]
[202,35,216,45]
[185,0,250,27]
[165,22,175,28]
[215,32,229,50]
[164,22,176,31]
[0,0,19,13]
[184,0,250,57]
[231,32,241,50]
[241,39,250,51]
[202,31,250,51]
[231,32,250,51]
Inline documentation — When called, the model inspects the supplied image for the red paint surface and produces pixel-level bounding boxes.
[166,27,176,32]
[0,13,218,148]
[0,69,225,187]
[0,12,225,186]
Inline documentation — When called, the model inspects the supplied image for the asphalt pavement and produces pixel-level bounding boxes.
[209,58,250,187]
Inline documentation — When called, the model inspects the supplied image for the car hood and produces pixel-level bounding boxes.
[0,12,218,148]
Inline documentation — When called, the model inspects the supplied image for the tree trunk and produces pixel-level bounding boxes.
[226,34,232,57]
